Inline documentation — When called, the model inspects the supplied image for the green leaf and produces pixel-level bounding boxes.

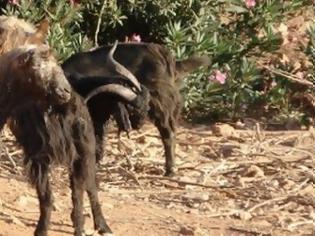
[226,5,248,14]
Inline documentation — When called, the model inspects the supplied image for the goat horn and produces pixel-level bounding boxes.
[107,40,142,92]
[84,84,137,104]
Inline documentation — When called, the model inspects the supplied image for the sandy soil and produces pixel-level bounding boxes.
[0,122,314,236]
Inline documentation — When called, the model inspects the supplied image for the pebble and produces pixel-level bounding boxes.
[182,192,209,203]
[179,225,195,235]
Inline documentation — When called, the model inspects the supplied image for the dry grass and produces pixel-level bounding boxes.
[1,121,314,235]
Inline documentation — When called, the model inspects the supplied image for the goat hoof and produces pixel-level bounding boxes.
[97,224,113,236]
[34,230,47,236]
[74,231,85,236]
[164,169,175,177]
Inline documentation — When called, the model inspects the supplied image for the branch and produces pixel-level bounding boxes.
[94,0,107,47]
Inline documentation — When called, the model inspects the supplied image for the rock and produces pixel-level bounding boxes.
[239,211,252,221]
[212,124,239,138]
[219,144,237,158]
[179,226,195,235]
[235,120,245,129]
[245,165,265,178]
[182,192,209,203]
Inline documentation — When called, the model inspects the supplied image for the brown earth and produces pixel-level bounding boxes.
[0,121,314,236]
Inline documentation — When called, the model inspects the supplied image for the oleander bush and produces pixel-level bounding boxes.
[1,0,314,126]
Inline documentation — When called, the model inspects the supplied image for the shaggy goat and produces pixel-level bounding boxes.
[0,16,151,166]
[0,15,208,176]
[0,44,141,235]
[62,42,210,176]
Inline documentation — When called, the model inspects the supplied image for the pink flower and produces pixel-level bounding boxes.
[129,34,141,42]
[208,70,227,84]
[245,0,256,8]
[8,0,19,5]
[69,0,80,5]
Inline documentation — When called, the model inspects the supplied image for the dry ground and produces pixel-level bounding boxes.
[0,121,314,236]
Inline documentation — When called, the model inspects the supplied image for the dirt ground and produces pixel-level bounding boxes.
[0,121,314,236]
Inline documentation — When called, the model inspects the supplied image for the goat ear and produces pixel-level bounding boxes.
[28,18,50,44]
[17,50,34,66]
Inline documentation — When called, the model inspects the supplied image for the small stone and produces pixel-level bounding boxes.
[239,211,252,221]
[235,120,245,129]
[182,192,209,203]
[179,226,195,235]
[246,165,265,178]
[212,124,239,138]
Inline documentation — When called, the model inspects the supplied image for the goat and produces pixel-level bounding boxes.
[0,15,208,176]
[0,44,141,235]
[0,15,151,165]
[62,42,210,176]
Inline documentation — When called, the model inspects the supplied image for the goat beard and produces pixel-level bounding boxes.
[113,102,132,137]
[113,86,150,137]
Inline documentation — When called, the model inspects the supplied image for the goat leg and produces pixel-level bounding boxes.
[33,163,54,236]
[70,161,85,236]
[154,120,176,177]
[94,121,106,163]
[86,163,113,235]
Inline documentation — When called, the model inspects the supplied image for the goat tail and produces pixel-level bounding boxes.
[175,55,211,80]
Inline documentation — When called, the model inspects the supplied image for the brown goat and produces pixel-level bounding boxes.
[0,44,140,235]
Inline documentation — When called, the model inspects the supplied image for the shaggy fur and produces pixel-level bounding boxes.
[62,42,210,176]
[0,45,113,236]
[0,16,150,167]
[0,16,49,54]
[0,16,209,176]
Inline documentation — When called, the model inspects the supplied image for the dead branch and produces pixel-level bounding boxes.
[138,175,236,196]
[261,65,314,88]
